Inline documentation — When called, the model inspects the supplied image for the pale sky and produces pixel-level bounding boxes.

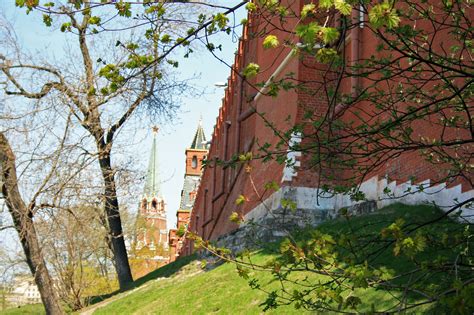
[0,1,245,237]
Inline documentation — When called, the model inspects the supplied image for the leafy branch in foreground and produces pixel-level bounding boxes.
[187,0,472,311]
[191,202,473,313]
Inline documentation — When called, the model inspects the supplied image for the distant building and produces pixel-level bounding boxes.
[169,120,208,262]
[6,275,41,306]
[132,127,168,277]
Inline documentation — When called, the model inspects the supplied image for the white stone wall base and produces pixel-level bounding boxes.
[243,176,474,225]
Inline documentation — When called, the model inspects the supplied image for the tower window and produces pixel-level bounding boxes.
[192,156,198,169]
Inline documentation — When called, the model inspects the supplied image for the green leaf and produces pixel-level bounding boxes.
[145,4,166,16]
[126,43,139,50]
[18,0,38,8]
[229,212,242,223]
[236,265,250,279]
[239,152,253,161]
[263,35,279,49]
[369,2,400,29]
[87,87,96,96]
[264,181,280,191]
[350,190,366,202]
[109,82,119,92]
[100,87,109,95]
[245,2,257,12]
[186,27,196,36]
[242,63,260,78]
[176,37,190,46]
[316,48,338,63]
[320,27,340,44]
[301,3,316,19]
[42,14,52,27]
[88,16,101,25]
[206,42,216,52]
[319,0,333,9]
[161,34,171,43]
[115,2,132,17]
[60,22,72,32]
[213,13,229,30]
[345,296,362,309]
[375,266,394,281]
[281,198,297,212]
[296,22,319,45]
[276,6,288,17]
[167,60,179,68]
[334,0,352,16]
[235,195,247,206]
[338,207,348,216]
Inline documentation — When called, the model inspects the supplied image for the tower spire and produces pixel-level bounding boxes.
[190,119,207,150]
[144,126,162,197]
[136,126,168,264]
[168,118,209,262]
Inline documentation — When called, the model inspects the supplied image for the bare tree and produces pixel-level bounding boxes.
[0,133,63,315]
[0,0,197,289]
[37,204,116,310]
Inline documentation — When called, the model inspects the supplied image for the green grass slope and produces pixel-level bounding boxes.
[2,203,469,314]
[92,253,306,315]
[92,203,470,314]
[0,304,45,315]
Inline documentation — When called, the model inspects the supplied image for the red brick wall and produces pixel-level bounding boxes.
[185,0,473,252]
[188,4,305,242]
[333,9,473,191]
[185,149,207,176]
[169,211,192,261]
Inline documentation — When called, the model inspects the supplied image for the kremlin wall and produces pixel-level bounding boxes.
[179,0,473,255]
[136,0,472,262]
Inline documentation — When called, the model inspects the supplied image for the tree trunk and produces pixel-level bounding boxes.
[98,152,134,289]
[0,133,64,315]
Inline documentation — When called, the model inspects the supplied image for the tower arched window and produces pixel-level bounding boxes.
[151,199,157,210]
[192,155,198,169]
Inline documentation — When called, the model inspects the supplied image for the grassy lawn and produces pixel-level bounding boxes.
[0,304,45,315]
[93,203,470,314]
[2,203,469,314]
[93,252,308,315]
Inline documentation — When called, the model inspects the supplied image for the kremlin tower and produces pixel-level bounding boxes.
[169,119,208,262]
[133,127,168,276]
